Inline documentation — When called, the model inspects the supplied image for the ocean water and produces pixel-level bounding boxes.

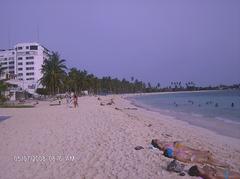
[130,90,240,138]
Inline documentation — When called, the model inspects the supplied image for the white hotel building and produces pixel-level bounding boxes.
[0,42,51,94]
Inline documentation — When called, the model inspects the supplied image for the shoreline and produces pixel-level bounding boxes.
[119,95,240,170]
[125,92,240,139]
[0,95,240,178]
[123,89,235,97]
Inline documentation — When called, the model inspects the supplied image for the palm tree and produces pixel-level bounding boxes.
[68,68,81,93]
[131,76,134,82]
[40,52,67,95]
[147,82,152,88]
[86,73,95,93]
[79,70,89,91]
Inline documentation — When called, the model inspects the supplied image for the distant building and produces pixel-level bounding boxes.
[0,49,15,79]
[0,42,51,94]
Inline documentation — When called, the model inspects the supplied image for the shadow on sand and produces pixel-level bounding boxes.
[0,116,11,122]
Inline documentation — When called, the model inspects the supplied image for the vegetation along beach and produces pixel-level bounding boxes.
[1,0,240,178]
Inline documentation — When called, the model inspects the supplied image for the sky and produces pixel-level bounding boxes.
[0,0,240,87]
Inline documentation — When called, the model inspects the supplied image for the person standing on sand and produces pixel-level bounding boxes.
[73,94,78,108]
[65,92,70,107]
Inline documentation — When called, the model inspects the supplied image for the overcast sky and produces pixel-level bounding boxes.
[1,0,240,87]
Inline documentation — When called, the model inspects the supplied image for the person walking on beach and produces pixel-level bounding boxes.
[73,94,78,108]
[65,92,71,107]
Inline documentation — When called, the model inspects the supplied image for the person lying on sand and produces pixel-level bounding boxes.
[151,139,228,167]
[188,165,240,179]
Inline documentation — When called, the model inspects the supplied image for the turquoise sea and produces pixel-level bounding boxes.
[130,90,240,139]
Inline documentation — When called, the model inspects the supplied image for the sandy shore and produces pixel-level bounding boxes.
[0,95,240,179]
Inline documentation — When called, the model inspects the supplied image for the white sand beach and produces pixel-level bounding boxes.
[0,95,240,179]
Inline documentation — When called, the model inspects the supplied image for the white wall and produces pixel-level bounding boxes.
[0,42,51,94]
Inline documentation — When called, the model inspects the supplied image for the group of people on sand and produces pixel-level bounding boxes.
[65,92,78,108]
[151,139,240,179]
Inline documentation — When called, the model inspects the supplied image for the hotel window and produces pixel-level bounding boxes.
[18,68,23,71]
[17,47,23,50]
[26,46,29,49]
[17,52,25,56]
[18,73,23,76]
[26,67,34,70]
[26,56,34,60]
[26,72,34,76]
[28,84,36,89]
[30,45,38,50]
[26,52,30,55]
[9,61,14,65]
[26,78,34,80]
[18,62,23,65]
[9,66,14,69]
[26,61,34,65]
[18,57,23,60]
[12,52,15,55]
[19,78,23,81]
